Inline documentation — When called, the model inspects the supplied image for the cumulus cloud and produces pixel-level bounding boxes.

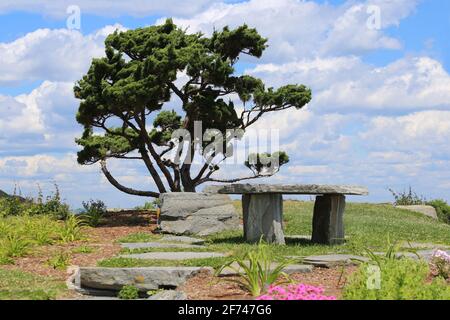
[0,24,125,85]
[165,0,418,62]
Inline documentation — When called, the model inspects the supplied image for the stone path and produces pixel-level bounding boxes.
[159,235,205,245]
[303,254,367,268]
[120,251,226,260]
[121,242,203,249]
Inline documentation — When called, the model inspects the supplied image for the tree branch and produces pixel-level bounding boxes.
[100,160,159,198]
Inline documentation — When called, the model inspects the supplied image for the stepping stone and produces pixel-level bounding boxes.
[160,235,205,245]
[119,252,225,260]
[401,242,450,250]
[303,254,367,268]
[219,262,313,276]
[76,267,213,292]
[148,290,187,300]
[121,242,203,249]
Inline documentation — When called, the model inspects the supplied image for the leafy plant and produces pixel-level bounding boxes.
[389,186,426,206]
[216,241,291,296]
[47,252,71,270]
[0,234,30,258]
[118,285,139,299]
[79,199,107,227]
[58,215,83,243]
[343,258,450,300]
[72,245,94,254]
[430,250,450,280]
[427,199,450,225]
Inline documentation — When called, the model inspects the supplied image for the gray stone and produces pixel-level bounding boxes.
[205,183,369,195]
[242,193,285,244]
[159,192,240,236]
[396,205,438,220]
[312,195,346,245]
[78,267,213,292]
[219,262,313,276]
[148,290,187,300]
[121,242,203,249]
[160,235,205,245]
[119,251,225,260]
[303,254,368,267]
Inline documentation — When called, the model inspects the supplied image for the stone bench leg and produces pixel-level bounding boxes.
[311,195,346,245]
[242,193,285,245]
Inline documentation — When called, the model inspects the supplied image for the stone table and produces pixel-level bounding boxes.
[205,184,368,245]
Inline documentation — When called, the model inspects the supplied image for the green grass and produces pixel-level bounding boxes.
[117,232,162,243]
[99,201,450,269]
[0,269,66,300]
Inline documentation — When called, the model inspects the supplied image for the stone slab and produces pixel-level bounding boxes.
[119,252,226,260]
[148,290,187,300]
[159,192,240,236]
[160,235,205,245]
[303,254,368,267]
[121,242,203,250]
[205,184,369,195]
[396,205,438,220]
[78,267,213,292]
[219,262,313,276]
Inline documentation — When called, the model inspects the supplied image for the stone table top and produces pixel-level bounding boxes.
[204,184,369,195]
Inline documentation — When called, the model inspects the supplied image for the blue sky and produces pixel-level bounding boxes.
[0,0,449,208]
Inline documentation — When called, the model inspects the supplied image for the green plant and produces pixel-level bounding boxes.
[389,186,426,206]
[0,234,30,258]
[117,285,139,299]
[216,241,291,296]
[427,199,450,224]
[58,215,83,243]
[72,245,94,254]
[343,258,450,300]
[47,252,71,270]
[79,199,107,227]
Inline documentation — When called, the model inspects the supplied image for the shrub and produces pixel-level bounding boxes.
[0,234,30,258]
[427,199,450,224]
[216,241,291,296]
[79,199,107,227]
[389,186,426,206]
[343,259,450,300]
[257,284,336,300]
[118,285,139,299]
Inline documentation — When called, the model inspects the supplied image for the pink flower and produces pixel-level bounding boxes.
[256,284,337,301]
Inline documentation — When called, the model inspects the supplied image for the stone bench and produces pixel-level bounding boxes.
[204,184,368,245]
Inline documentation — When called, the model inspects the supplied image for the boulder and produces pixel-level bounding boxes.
[159,192,240,236]
[77,267,213,292]
[148,290,187,300]
[396,205,438,220]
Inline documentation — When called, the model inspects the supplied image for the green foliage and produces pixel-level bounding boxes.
[117,285,140,300]
[47,252,71,270]
[343,259,450,300]
[72,245,94,254]
[216,241,291,296]
[74,19,311,194]
[117,232,161,243]
[245,151,289,175]
[79,199,107,227]
[389,186,426,206]
[58,215,83,243]
[0,234,30,259]
[427,199,450,224]
[134,199,160,210]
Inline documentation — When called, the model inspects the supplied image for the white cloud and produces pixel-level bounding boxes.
[165,0,418,62]
[0,24,125,85]
[0,0,218,18]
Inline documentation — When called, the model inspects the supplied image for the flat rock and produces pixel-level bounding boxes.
[303,254,368,267]
[159,192,240,236]
[121,242,203,250]
[219,262,313,276]
[78,267,213,292]
[205,184,369,195]
[400,242,450,250]
[148,290,187,300]
[160,235,205,245]
[120,251,225,260]
[396,205,438,220]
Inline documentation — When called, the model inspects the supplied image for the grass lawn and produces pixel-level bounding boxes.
[0,269,66,300]
[99,201,450,268]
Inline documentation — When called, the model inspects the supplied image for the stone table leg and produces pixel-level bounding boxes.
[311,195,346,245]
[242,193,285,244]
